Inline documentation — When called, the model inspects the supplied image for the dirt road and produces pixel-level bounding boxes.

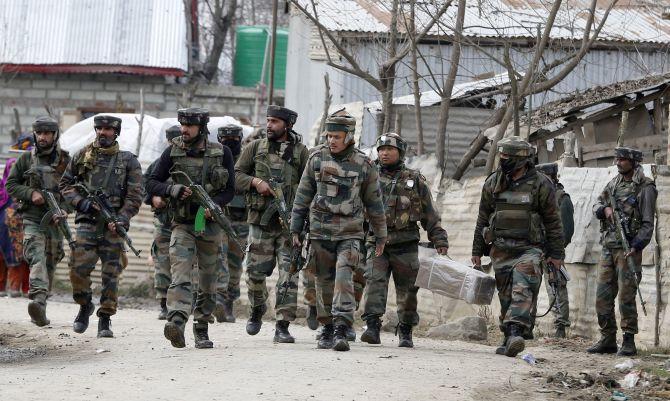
[1,297,666,400]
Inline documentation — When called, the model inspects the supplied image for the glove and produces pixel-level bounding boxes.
[168,184,186,199]
[77,198,93,213]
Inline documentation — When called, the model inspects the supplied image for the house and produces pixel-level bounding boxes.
[0,0,262,156]
[286,0,670,155]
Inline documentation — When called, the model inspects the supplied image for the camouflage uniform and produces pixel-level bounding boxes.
[291,109,387,351]
[235,106,309,341]
[472,137,564,357]
[5,116,71,326]
[146,108,235,348]
[536,163,574,336]
[588,147,656,356]
[361,133,449,347]
[213,124,248,323]
[59,115,143,337]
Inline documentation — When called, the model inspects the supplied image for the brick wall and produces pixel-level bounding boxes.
[0,72,282,149]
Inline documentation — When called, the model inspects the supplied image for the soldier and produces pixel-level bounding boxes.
[235,106,309,343]
[290,108,387,352]
[6,116,71,326]
[587,147,656,356]
[536,163,574,338]
[144,125,182,320]
[213,124,248,323]
[360,133,449,348]
[59,115,143,338]
[471,137,564,357]
[146,108,235,349]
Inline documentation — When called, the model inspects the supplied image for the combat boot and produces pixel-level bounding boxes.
[246,303,266,335]
[306,305,318,330]
[554,325,566,339]
[28,295,50,327]
[164,318,186,348]
[193,322,213,349]
[333,325,350,352]
[274,320,295,343]
[586,334,618,354]
[157,298,168,320]
[97,314,114,338]
[361,317,382,345]
[73,301,95,334]
[317,324,334,349]
[504,324,525,357]
[618,333,637,356]
[397,323,414,348]
[222,299,235,323]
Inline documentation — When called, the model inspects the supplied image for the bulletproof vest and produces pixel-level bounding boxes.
[27,149,69,194]
[489,174,545,247]
[312,146,365,220]
[75,147,130,210]
[246,137,304,212]
[601,177,647,246]
[379,166,422,230]
[169,138,228,221]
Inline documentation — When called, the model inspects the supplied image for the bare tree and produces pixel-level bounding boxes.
[195,0,239,83]
[290,0,453,137]
[449,0,619,179]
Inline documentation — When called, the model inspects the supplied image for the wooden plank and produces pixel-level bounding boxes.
[581,135,663,154]
[530,85,670,142]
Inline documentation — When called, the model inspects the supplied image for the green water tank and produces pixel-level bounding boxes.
[234,25,288,89]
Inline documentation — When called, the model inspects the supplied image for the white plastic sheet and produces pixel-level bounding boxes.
[415,246,496,305]
[60,114,254,167]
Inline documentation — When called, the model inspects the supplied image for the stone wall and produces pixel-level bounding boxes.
[0,72,282,148]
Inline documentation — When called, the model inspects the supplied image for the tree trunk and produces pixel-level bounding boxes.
[409,1,424,155]
[201,0,238,83]
[435,0,466,169]
[451,106,506,180]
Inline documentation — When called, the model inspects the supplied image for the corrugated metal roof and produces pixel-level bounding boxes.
[0,0,188,72]
[295,0,670,44]
[367,72,511,110]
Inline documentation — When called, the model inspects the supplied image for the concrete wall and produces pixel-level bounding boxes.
[0,72,282,149]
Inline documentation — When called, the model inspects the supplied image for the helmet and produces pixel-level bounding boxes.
[614,147,643,163]
[536,162,558,178]
[325,108,356,144]
[165,125,181,142]
[267,105,298,126]
[94,115,122,135]
[217,124,243,141]
[177,107,210,126]
[497,136,533,157]
[32,116,59,133]
[32,116,60,143]
[376,132,407,159]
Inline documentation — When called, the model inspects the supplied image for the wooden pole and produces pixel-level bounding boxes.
[616,110,629,147]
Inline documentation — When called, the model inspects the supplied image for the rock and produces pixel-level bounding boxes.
[426,316,487,341]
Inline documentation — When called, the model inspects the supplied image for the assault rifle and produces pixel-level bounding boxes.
[171,170,244,252]
[279,221,309,305]
[75,184,142,257]
[42,190,76,249]
[533,261,561,318]
[604,188,647,316]
[257,162,291,234]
